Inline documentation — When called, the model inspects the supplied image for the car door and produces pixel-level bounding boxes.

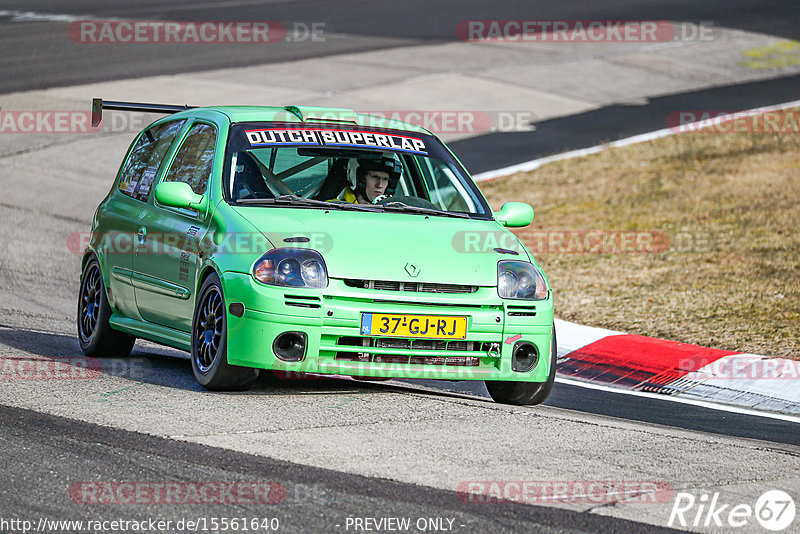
[99,119,186,321]
[133,121,217,332]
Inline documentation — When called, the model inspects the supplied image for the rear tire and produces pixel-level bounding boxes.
[486,324,557,406]
[191,273,259,391]
[77,256,135,358]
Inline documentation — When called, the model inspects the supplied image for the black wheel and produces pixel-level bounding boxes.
[486,324,557,406]
[191,273,259,390]
[77,256,135,357]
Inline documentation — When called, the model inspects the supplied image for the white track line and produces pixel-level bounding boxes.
[556,377,800,424]
[0,10,91,23]
[473,98,800,182]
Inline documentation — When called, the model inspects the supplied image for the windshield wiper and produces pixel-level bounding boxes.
[380,202,470,218]
[235,195,383,212]
[237,195,339,208]
[332,203,383,212]
[237,196,466,217]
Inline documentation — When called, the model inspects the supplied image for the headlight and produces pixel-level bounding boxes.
[253,248,328,288]
[497,261,548,300]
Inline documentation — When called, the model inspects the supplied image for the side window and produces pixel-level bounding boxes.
[162,123,217,195]
[118,120,185,202]
[416,157,470,212]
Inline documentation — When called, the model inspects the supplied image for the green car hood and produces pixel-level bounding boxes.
[229,205,528,286]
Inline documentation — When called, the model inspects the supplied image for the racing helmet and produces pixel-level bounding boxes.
[349,154,403,199]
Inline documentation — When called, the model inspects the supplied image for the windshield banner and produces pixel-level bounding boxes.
[245,128,428,154]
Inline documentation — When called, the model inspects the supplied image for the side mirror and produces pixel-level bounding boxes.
[495,202,534,228]
[155,182,205,211]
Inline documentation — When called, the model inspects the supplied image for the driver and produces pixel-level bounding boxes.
[339,156,402,204]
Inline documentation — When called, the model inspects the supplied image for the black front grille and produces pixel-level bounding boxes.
[333,336,493,367]
[506,304,536,317]
[337,336,491,352]
[344,279,479,294]
[284,293,321,309]
[336,353,480,367]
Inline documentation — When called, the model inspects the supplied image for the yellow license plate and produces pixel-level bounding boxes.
[360,313,468,339]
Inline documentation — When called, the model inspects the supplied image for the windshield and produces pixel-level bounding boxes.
[224,122,490,217]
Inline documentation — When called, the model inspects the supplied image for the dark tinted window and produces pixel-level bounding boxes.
[163,123,217,195]
[118,120,185,202]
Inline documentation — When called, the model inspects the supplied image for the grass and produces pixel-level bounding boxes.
[479,110,800,358]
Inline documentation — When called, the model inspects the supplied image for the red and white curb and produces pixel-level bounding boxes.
[555,318,800,418]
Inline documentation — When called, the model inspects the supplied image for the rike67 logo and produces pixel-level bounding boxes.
[668,490,795,531]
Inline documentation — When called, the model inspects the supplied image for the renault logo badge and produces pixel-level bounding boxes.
[405,262,420,277]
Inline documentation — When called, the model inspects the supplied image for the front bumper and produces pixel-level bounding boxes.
[222,272,554,382]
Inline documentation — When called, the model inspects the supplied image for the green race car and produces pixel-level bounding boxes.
[78,99,555,405]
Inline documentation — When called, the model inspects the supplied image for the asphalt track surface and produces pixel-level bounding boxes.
[0,327,796,532]
[2,328,799,449]
[405,378,800,449]
[0,403,679,534]
[2,0,799,94]
[1,1,799,531]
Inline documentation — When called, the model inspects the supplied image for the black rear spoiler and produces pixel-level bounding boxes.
[91,98,196,127]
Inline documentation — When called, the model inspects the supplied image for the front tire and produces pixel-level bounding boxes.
[191,273,259,391]
[77,256,135,358]
[486,324,557,406]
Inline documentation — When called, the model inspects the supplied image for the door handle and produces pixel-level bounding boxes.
[137,227,147,245]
